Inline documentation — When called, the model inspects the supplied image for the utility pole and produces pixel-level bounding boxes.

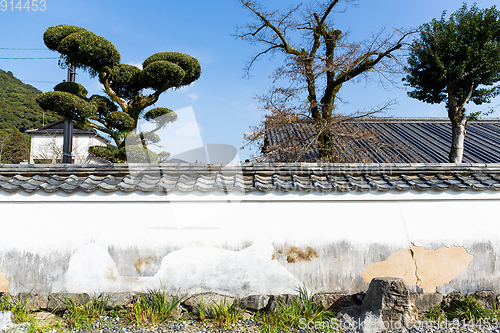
[62,64,75,163]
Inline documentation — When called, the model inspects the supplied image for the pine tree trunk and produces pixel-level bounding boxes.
[449,117,467,163]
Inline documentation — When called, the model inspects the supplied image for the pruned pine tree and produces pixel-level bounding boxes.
[36,25,201,163]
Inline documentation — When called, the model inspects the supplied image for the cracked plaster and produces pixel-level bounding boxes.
[0,269,8,292]
[361,245,474,293]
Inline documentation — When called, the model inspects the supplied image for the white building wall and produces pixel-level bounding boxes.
[0,189,499,296]
[30,134,107,164]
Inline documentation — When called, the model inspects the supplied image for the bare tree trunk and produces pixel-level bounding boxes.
[447,84,468,163]
[449,117,467,163]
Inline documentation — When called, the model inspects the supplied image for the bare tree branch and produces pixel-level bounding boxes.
[237,0,415,161]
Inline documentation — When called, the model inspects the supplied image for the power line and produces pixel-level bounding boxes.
[21,80,61,84]
[0,48,50,50]
[0,57,58,59]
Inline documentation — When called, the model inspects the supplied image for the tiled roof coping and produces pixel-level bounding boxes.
[1,163,500,176]
[1,163,500,194]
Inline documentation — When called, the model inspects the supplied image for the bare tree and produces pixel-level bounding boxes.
[236,0,414,162]
[31,133,92,164]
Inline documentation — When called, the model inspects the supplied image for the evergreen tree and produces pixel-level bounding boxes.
[404,4,500,162]
[36,25,201,162]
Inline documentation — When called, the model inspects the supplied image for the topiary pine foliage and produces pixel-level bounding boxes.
[36,25,201,163]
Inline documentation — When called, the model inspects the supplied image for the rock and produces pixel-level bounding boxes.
[238,295,269,311]
[15,293,48,312]
[182,293,234,312]
[0,311,29,333]
[411,292,443,313]
[240,309,254,320]
[46,293,90,312]
[313,293,345,310]
[474,290,496,311]
[99,292,134,310]
[33,312,54,321]
[327,295,356,314]
[33,312,61,328]
[263,294,297,312]
[352,292,366,305]
[0,311,14,331]
[441,291,461,312]
[360,277,417,332]
[337,304,362,329]
[322,292,366,314]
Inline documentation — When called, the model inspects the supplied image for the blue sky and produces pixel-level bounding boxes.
[1,0,499,161]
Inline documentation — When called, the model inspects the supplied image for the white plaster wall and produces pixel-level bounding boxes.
[30,134,107,164]
[1,190,499,295]
[30,135,64,163]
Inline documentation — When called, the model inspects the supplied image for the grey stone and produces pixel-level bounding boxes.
[312,293,346,311]
[183,293,234,312]
[238,295,269,311]
[33,312,56,321]
[337,304,362,328]
[441,291,461,312]
[46,293,90,312]
[99,292,135,310]
[0,311,28,333]
[33,312,61,328]
[0,311,14,330]
[411,292,443,313]
[240,309,255,320]
[359,277,417,332]
[15,293,48,312]
[352,292,366,305]
[263,294,297,312]
[327,295,357,314]
[474,290,496,311]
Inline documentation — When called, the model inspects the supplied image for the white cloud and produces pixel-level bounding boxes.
[178,82,196,92]
[141,107,205,158]
[174,121,203,138]
[188,93,199,101]
[87,82,105,96]
[128,61,143,69]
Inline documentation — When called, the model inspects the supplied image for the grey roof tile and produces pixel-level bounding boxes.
[0,183,18,192]
[39,182,59,192]
[116,182,137,192]
[59,183,79,193]
[265,118,500,163]
[79,183,99,193]
[0,163,499,194]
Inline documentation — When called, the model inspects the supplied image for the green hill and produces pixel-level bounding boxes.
[0,69,59,131]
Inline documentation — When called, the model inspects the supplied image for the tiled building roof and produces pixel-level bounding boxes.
[26,119,104,136]
[264,118,500,163]
[0,163,500,194]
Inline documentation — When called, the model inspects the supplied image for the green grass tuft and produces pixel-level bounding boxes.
[62,293,109,329]
[255,285,335,333]
[193,298,241,328]
[445,293,495,321]
[422,304,446,321]
[0,291,47,333]
[125,288,183,326]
